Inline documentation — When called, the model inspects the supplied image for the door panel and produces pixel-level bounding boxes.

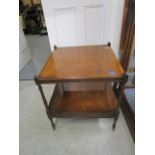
[41,0,125,55]
[84,5,105,45]
[53,7,78,46]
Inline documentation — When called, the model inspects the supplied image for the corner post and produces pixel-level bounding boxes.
[112,74,128,131]
[53,45,64,96]
[54,45,58,50]
[34,76,55,130]
[118,73,128,106]
[34,76,49,110]
[112,111,120,130]
[107,42,111,47]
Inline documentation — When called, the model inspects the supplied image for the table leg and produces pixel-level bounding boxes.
[58,83,64,95]
[112,74,128,131]
[50,118,56,130]
[34,76,56,130]
[112,111,120,130]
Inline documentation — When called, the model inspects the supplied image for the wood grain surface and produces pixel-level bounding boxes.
[49,82,118,114]
[38,45,124,81]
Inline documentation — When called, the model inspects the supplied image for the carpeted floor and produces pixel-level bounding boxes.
[19,81,134,155]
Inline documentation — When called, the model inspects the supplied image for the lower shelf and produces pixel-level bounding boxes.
[49,82,118,117]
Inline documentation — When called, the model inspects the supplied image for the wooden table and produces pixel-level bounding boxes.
[35,43,128,130]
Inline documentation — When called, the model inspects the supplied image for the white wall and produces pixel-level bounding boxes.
[19,19,32,71]
[109,0,125,57]
[41,0,124,56]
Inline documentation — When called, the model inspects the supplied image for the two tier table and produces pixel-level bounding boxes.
[34,43,128,130]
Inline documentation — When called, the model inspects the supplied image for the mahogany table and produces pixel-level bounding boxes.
[34,43,128,130]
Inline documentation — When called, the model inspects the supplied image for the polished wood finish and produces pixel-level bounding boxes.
[118,0,135,139]
[49,83,118,115]
[121,16,135,71]
[120,0,135,71]
[39,45,124,82]
[120,0,129,51]
[35,44,128,130]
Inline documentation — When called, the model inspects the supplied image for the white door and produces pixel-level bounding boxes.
[41,0,124,56]
[19,20,31,71]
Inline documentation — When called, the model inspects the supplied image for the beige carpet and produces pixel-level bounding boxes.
[19,81,134,155]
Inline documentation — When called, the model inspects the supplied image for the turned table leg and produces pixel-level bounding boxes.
[112,111,120,130]
[34,76,56,130]
[112,74,128,131]
[50,118,56,130]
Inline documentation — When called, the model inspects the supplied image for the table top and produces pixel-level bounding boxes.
[38,45,124,81]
